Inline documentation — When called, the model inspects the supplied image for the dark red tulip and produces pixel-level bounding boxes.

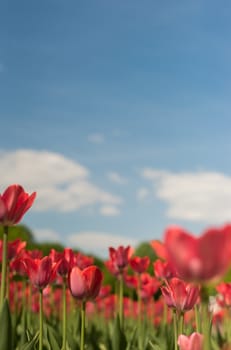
[109,245,133,272]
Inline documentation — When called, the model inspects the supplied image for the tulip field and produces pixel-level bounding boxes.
[2,185,231,349]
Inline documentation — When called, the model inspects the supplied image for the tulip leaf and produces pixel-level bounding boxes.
[18,332,39,350]
[0,299,13,350]
[148,341,161,350]
[125,326,137,350]
[112,315,127,350]
[45,323,62,350]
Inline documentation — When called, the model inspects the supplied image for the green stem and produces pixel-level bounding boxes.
[0,226,8,308]
[61,278,67,350]
[80,300,86,350]
[162,302,168,328]
[21,279,27,345]
[178,312,184,336]
[137,274,142,350]
[119,274,124,329]
[39,290,43,350]
[202,301,211,350]
[195,304,201,333]
[201,286,211,350]
[173,310,178,350]
[27,283,32,326]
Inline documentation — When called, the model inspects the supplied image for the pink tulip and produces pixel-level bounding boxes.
[161,277,200,312]
[0,184,36,225]
[68,265,103,301]
[164,224,231,282]
[178,332,203,350]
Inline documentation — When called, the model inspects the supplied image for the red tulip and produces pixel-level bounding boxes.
[178,332,203,350]
[105,259,120,277]
[8,239,26,260]
[130,256,150,274]
[25,256,56,290]
[0,238,26,262]
[139,273,160,301]
[161,277,200,313]
[153,259,177,280]
[216,282,231,307]
[74,252,94,270]
[124,274,138,289]
[51,248,75,277]
[109,245,133,272]
[0,184,36,226]
[164,224,231,282]
[68,265,103,301]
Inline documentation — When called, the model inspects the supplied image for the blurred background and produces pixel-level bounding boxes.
[1,0,231,257]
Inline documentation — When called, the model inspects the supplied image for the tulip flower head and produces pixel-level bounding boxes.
[164,225,231,282]
[139,273,160,301]
[161,277,200,313]
[153,259,177,280]
[178,332,203,350]
[69,265,103,301]
[216,282,231,308]
[0,184,36,226]
[52,248,75,278]
[25,256,55,290]
[130,256,150,274]
[109,245,133,273]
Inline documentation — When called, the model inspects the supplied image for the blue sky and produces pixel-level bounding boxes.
[1,0,231,257]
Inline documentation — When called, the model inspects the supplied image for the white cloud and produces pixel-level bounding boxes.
[87,133,104,144]
[142,168,231,223]
[136,187,149,200]
[68,231,139,257]
[107,171,127,185]
[33,228,61,242]
[0,149,122,213]
[99,205,120,216]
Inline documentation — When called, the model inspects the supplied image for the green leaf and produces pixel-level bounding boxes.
[148,341,161,350]
[46,324,62,350]
[112,315,127,350]
[126,326,137,350]
[18,332,39,350]
[0,299,12,350]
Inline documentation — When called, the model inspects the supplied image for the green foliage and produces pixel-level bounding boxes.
[0,225,35,246]
[135,241,157,261]
[29,242,65,256]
